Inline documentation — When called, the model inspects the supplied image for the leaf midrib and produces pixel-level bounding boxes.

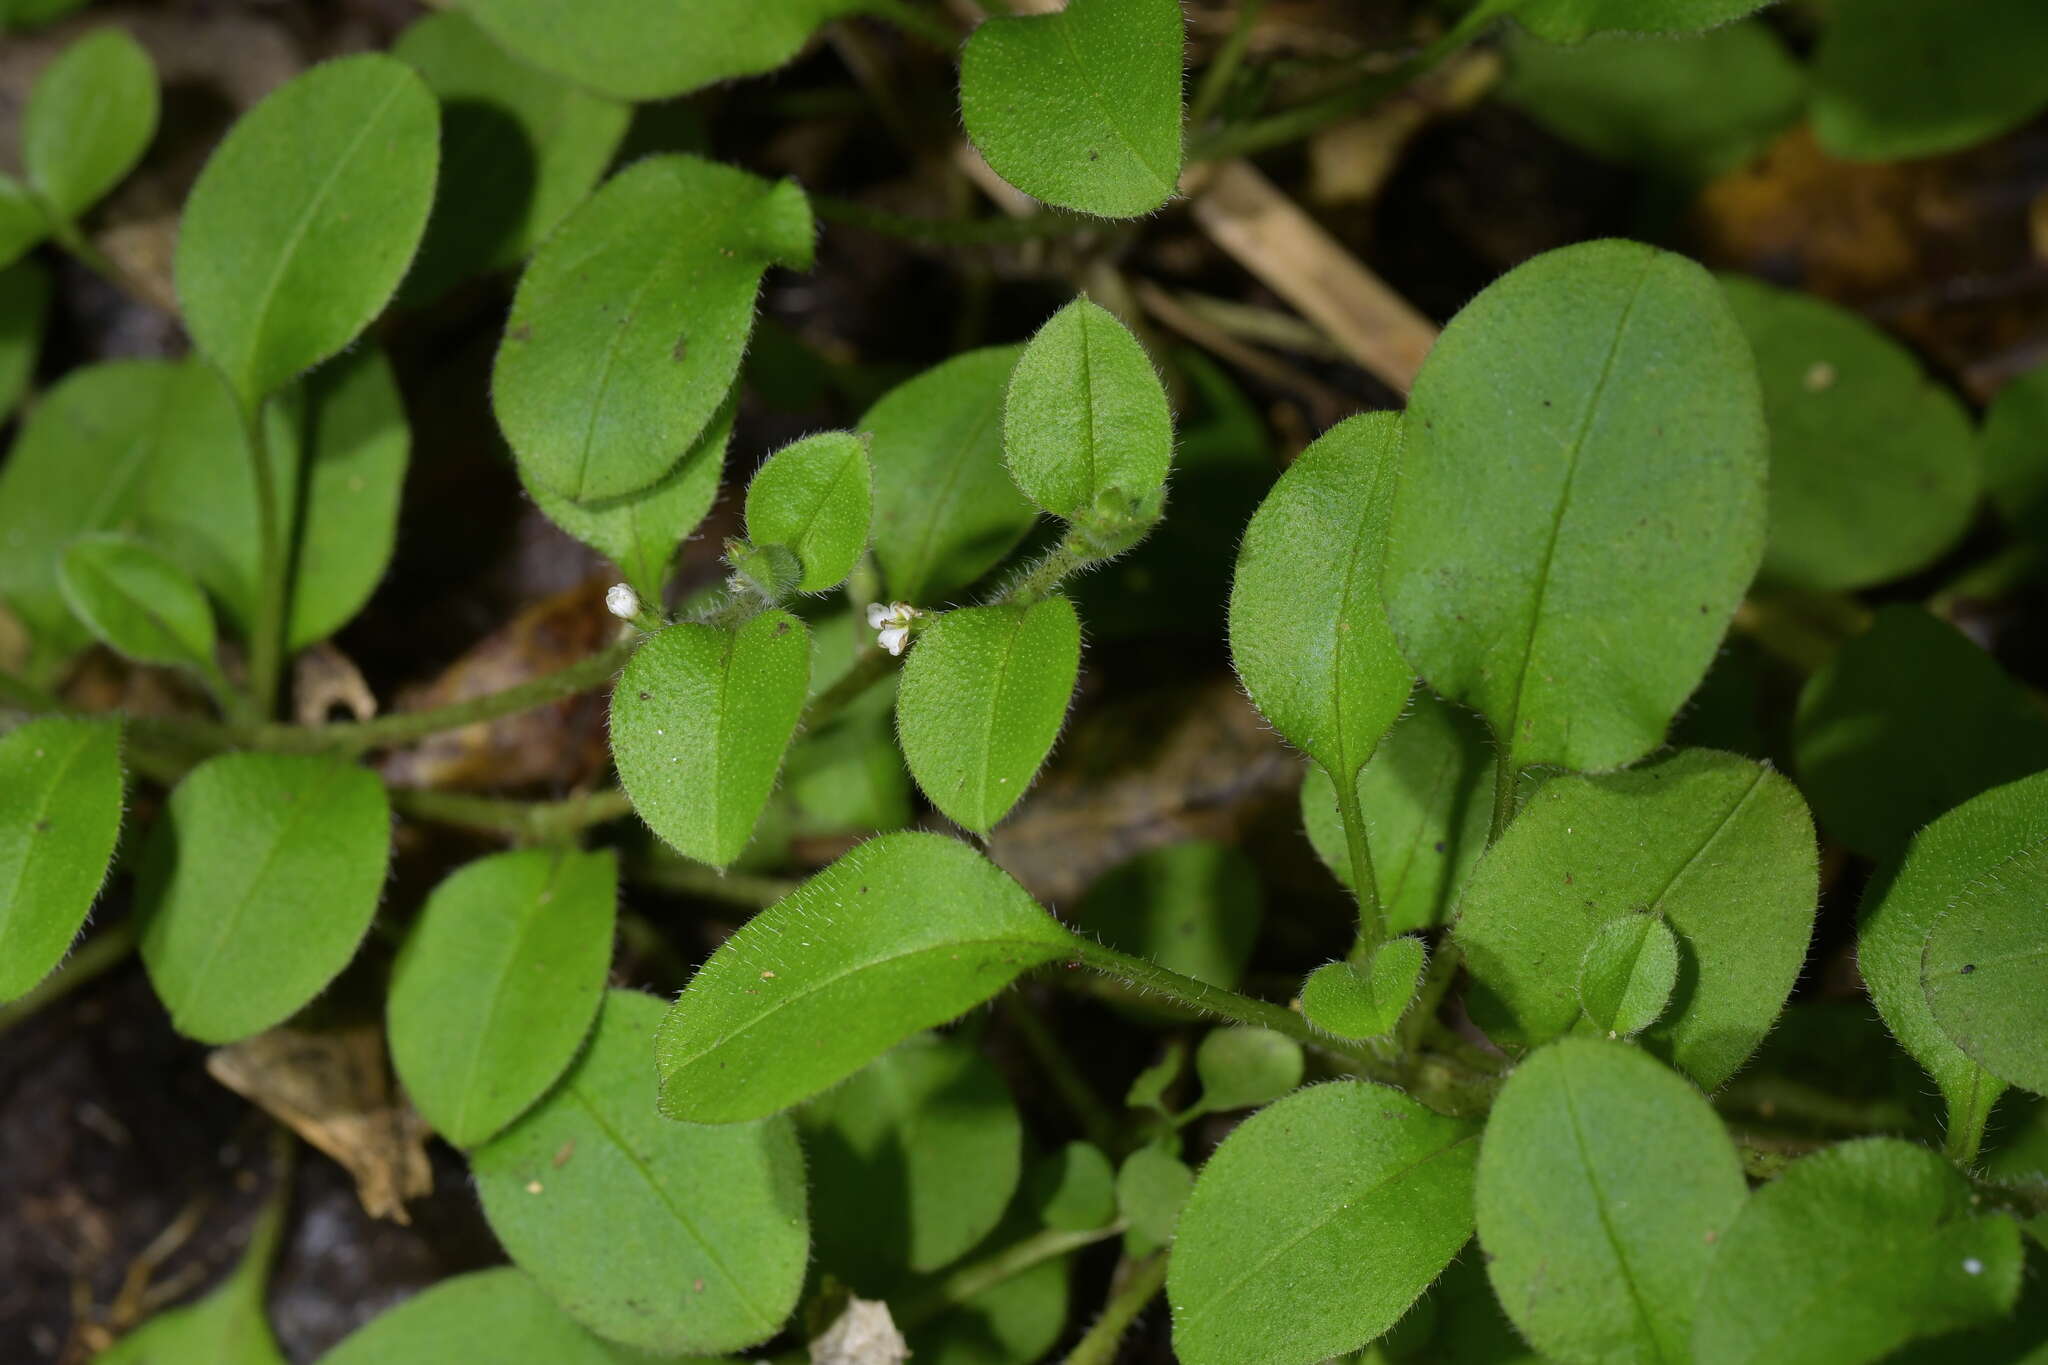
[444,852,575,1142]
[0,725,103,931]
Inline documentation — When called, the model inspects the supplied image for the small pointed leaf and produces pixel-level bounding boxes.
[655,832,1071,1123]
[0,716,123,1002]
[744,431,872,593]
[1004,297,1173,523]
[1577,913,1680,1038]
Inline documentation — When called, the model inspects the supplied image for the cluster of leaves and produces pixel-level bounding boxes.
[2,0,2048,1363]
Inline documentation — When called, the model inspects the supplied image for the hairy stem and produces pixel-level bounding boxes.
[386,787,634,842]
[1944,1076,2000,1167]
[1488,749,1518,844]
[1065,1254,1169,1365]
[1332,770,1385,960]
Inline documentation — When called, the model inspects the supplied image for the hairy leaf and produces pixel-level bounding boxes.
[175,56,439,406]
[1384,240,1766,777]
[22,27,158,222]
[494,155,811,502]
[1169,1082,1478,1365]
[1455,749,1816,1088]
[895,594,1080,833]
[0,716,122,1002]
[320,1267,691,1364]
[474,990,807,1356]
[1692,1139,2023,1364]
[1577,913,1679,1039]
[744,431,872,593]
[388,848,617,1148]
[1476,1038,1748,1365]
[611,611,811,869]
[1924,841,2048,1097]
[137,754,390,1044]
[1813,0,2048,163]
[289,348,409,647]
[655,832,1070,1123]
[1004,297,1173,522]
[58,533,217,675]
[959,0,1185,218]
[1300,935,1426,1040]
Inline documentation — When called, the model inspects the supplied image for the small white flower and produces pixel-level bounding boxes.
[866,601,923,655]
[605,583,641,620]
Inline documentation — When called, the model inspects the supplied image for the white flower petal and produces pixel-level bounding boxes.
[605,583,641,620]
[866,602,892,629]
[879,626,910,656]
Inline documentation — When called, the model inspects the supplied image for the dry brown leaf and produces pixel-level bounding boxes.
[206,1023,430,1224]
[293,641,378,728]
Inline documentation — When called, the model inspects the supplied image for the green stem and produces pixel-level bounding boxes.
[386,786,634,842]
[1944,1074,2000,1167]
[994,519,1151,609]
[1066,937,1396,1077]
[1488,748,1518,844]
[1332,771,1384,961]
[1064,1254,1169,1365]
[813,195,1099,246]
[897,1224,1124,1328]
[236,395,289,720]
[1187,0,1268,131]
[0,920,138,1036]
[1003,994,1122,1151]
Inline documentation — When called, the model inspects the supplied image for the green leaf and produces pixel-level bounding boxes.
[1813,0,2048,163]
[1126,1040,1185,1116]
[473,990,807,1356]
[388,848,617,1148]
[1070,840,1262,993]
[907,1254,1069,1365]
[174,56,439,407]
[1003,297,1173,523]
[1984,362,2048,549]
[865,346,1036,604]
[1230,411,1410,786]
[744,431,872,593]
[1384,240,1767,777]
[1475,1038,1748,1365]
[0,717,122,1003]
[1577,913,1679,1039]
[527,399,731,606]
[463,0,864,102]
[289,348,409,647]
[1499,22,1803,182]
[1300,935,1426,1040]
[1862,773,2048,1154]
[895,595,1080,834]
[1117,1145,1193,1251]
[1924,843,2048,1097]
[1795,606,2048,861]
[1720,274,1979,591]
[1168,1081,1479,1365]
[494,154,812,502]
[0,249,49,419]
[1190,1025,1303,1116]
[1301,689,1493,935]
[137,753,390,1044]
[1501,0,1770,41]
[1030,1141,1118,1231]
[0,174,46,270]
[1453,749,1817,1088]
[799,1032,1020,1289]
[97,1173,287,1365]
[393,10,631,306]
[786,707,912,837]
[611,610,811,869]
[655,832,1071,1123]
[23,27,157,224]
[959,0,1184,218]
[319,1267,689,1364]
[1692,1138,2023,1365]
[58,533,218,675]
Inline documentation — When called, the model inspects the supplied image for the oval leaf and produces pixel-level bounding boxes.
[289,347,410,648]
[960,0,1184,218]
[22,26,158,222]
[137,753,391,1043]
[495,154,812,502]
[393,10,631,306]
[1230,411,1410,785]
[798,1032,1022,1289]
[1813,0,2048,163]
[866,346,1036,604]
[175,55,439,406]
[320,1267,682,1364]
[611,610,811,869]
[1384,239,1766,777]
[1475,1038,1748,1365]
[474,990,807,1356]
[464,0,863,101]
[1168,1081,1479,1365]
[1454,749,1817,1088]
[58,533,217,674]
[1030,1140,1118,1231]
[1861,772,2048,1153]
[1577,913,1679,1039]
[1721,274,1979,591]
[895,594,1080,834]
[1692,1138,2024,1365]
[654,832,1072,1123]
[388,848,617,1148]
[0,716,123,1002]
[1301,934,1426,1041]
[744,431,872,593]
[1923,843,2048,1097]
[1191,1025,1303,1115]
[1004,297,1173,523]
[1117,1145,1193,1250]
